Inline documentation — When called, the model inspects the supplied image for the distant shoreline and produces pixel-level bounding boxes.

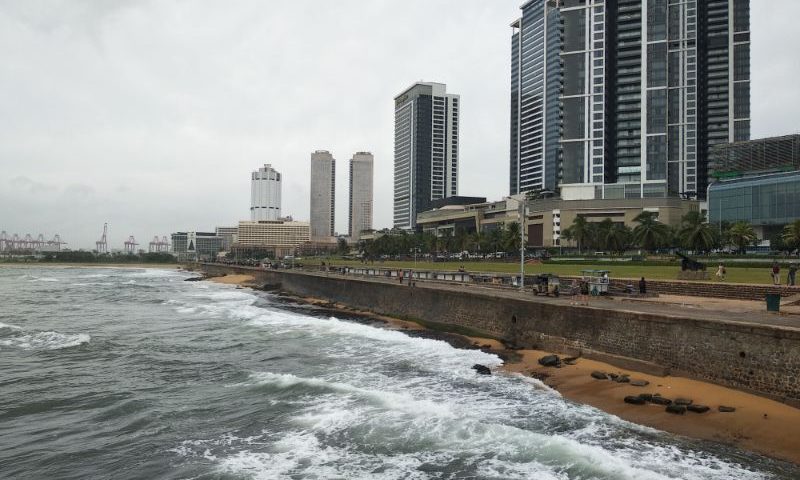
[0,262,181,269]
[208,273,800,466]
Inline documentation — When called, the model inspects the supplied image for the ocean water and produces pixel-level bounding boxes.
[0,266,798,480]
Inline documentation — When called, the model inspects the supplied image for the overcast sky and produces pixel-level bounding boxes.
[1,1,798,250]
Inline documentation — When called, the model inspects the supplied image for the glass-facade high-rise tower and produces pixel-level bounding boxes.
[510,0,750,200]
[393,82,459,229]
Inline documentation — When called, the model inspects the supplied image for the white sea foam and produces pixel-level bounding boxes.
[29,276,60,282]
[0,329,90,350]
[0,322,23,330]
[245,371,456,419]
[173,281,775,480]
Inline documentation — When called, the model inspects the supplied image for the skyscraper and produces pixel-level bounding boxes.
[349,152,374,241]
[394,82,460,229]
[250,164,281,221]
[510,0,750,200]
[310,150,336,238]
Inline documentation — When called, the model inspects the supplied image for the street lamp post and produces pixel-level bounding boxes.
[519,200,526,290]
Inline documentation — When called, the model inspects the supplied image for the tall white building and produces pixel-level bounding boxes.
[349,152,374,241]
[310,150,336,238]
[250,164,282,221]
[393,82,459,229]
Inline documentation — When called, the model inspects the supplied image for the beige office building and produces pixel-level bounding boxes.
[310,150,335,238]
[349,152,374,241]
[236,220,311,257]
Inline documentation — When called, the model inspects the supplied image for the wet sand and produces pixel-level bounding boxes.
[493,345,800,465]
[209,274,256,286]
[211,276,800,465]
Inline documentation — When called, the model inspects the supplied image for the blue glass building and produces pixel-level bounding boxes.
[708,171,800,238]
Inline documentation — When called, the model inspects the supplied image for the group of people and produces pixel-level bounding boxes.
[568,279,592,305]
[715,262,798,286]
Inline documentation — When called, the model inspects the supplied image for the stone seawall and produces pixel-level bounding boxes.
[201,265,800,406]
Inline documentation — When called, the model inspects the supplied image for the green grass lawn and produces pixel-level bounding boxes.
[308,259,781,285]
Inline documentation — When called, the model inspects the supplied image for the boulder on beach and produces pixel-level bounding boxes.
[562,356,579,365]
[613,375,631,384]
[718,405,736,413]
[650,396,673,406]
[687,404,710,414]
[624,395,646,405]
[184,277,205,282]
[591,371,608,380]
[538,355,561,367]
[666,404,687,415]
[674,398,693,406]
[472,364,491,375]
[630,380,649,387]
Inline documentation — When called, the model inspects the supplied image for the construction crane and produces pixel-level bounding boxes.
[47,234,66,251]
[148,235,170,252]
[96,223,108,254]
[124,235,139,254]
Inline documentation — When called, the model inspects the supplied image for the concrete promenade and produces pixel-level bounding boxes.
[200,263,800,404]
[207,263,800,331]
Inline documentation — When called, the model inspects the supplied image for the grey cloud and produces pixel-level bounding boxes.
[0,0,798,249]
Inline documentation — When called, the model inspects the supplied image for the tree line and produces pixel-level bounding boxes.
[557,212,800,254]
[355,214,800,258]
[357,223,522,259]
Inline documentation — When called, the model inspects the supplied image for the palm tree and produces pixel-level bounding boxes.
[560,227,575,250]
[607,224,632,254]
[504,222,521,253]
[679,211,715,253]
[782,220,800,251]
[632,211,669,252]
[488,228,503,255]
[727,221,758,254]
[569,216,591,254]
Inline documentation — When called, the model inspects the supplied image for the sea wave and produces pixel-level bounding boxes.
[0,328,90,350]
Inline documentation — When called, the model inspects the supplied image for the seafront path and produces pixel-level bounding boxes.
[204,263,800,331]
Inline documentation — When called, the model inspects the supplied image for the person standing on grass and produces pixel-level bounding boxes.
[772,262,781,286]
[789,264,798,286]
[716,264,726,281]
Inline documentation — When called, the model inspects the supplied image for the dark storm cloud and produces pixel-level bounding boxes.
[0,0,798,248]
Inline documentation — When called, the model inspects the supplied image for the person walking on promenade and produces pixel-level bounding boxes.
[579,280,590,305]
[789,263,798,286]
[639,277,647,295]
[569,279,579,304]
[716,264,726,281]
[772,262,781,286]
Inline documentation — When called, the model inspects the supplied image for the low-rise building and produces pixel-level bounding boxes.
[417,195,697,249]
[708,134,800,241]
[708,171,800,241]
[171,232,225,262]
[215,226,238,251]
[524,197,698,248]
[416,197,519,235]
[233,220,311,258]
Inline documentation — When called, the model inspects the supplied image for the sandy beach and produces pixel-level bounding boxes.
[209,275,800,465]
